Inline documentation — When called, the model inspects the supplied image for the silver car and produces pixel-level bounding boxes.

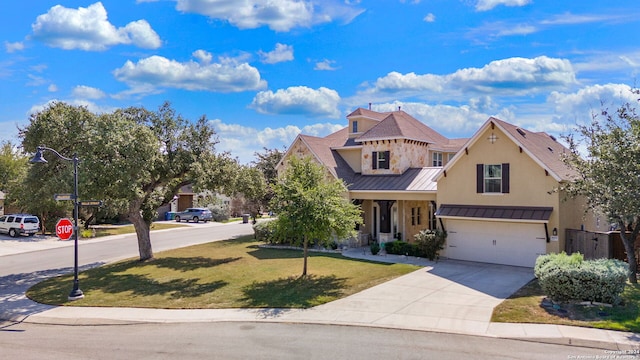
[174,208,213,223]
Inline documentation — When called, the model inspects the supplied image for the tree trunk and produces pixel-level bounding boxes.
[302,235,308,277]
[129,207,153,261]
[619,221,638,284]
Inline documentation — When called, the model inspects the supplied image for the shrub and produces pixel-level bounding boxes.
[253,221,276,243]
[534,252,628,304]
[414,229,446,261]
[80,228,96,238]
[382,241,419,256]
[370,242,380,255]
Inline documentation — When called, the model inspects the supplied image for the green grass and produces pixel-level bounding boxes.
[27,236,419,309]
[491,278,640,333]
[90,222,187,237]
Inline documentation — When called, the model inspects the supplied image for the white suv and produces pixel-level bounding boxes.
[0,214,40,237]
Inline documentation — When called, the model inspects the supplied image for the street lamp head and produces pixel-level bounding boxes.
[29,146,48,164]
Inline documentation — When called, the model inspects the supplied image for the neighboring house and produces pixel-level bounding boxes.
[278,108,600,267]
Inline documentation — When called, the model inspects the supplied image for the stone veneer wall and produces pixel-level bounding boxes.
[361,139,430,175]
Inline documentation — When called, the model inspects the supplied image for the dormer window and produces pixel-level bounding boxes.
[432,152,443,166]
[352,120,358,133]
[372,151,390,170]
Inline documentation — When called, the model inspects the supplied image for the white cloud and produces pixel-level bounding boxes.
[48,84,58,92]
[113,51,267,93]
[250,86,341,118]
[4,41,24,53]
[314,59,338,71]
[548,83,636,120]
[192,49,213,64]
[72,85,106,99]
[372,101,497,136]
[209,118,342,163]
[31,2,161,51]
[476,0,531,12]
[28,99,116,117]
[449,56,576,93]
[423,13,435,23]
[258,43,294,64]
[174,0,364,31]
[360,56,576,101]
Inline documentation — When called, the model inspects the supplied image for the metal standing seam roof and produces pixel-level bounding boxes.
[435,204,553,221]
[347,168,440,192]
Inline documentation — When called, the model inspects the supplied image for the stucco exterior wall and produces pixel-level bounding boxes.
[437,126,559,207]
[437,126,564,255]
[361,140,429,175]
[336,147,362,173]
[348,117,380,138]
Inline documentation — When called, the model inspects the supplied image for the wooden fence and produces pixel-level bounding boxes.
[565,229,639,267]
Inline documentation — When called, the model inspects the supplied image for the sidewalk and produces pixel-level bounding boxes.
[2,237,638,352]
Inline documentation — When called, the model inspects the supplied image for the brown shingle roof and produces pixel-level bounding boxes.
[298,129,355,182]
[490,117,577,181]
[356,111,450,145]
[346,108,391,120]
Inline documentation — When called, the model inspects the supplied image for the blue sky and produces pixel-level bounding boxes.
[2,0,639,163]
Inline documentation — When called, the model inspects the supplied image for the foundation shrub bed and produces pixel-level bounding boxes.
[534,252,628,305]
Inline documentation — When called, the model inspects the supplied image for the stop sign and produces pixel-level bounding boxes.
[56,218,74,241]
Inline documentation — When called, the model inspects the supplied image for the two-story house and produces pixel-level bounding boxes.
[279,107,466,244]
[277,108,599,267]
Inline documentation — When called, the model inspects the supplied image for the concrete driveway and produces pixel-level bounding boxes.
[281,255,535,335]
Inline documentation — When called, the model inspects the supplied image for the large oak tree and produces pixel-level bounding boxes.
[20,101,236,261]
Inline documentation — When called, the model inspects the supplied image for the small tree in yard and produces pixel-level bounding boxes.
[271,156,362,276]
[562,88,640,283]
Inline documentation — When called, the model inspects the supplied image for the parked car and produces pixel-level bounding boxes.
[0,214,40,237]
[174,208,212,223]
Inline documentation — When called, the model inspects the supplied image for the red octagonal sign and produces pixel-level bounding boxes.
[56,218,74,241]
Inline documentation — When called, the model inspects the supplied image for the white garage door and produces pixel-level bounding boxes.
[444,219,547,267]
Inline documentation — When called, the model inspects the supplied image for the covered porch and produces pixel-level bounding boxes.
[348,168,440,245]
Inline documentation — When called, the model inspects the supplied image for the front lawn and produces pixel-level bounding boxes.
[27,236,419,309]
[491,278,640,333]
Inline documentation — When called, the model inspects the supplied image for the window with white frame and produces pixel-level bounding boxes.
[352,120,358,133]
[476,163,510,194]
[432,152,443,166]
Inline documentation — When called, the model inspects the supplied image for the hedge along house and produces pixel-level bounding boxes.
[277,107,466,245]
[434,117,600,267]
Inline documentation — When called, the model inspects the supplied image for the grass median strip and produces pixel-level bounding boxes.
[27,236,419,309]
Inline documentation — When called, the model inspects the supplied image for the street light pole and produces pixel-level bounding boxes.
[30,146,84,301]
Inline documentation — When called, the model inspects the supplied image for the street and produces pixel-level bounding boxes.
[0,223,635,359]
[0,321,610,360]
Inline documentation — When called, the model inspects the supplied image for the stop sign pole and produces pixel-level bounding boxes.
[30,146,84,301]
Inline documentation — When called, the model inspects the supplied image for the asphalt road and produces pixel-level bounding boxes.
[0,221,256,276]
[0,321,609,360]
[0,223,632,359]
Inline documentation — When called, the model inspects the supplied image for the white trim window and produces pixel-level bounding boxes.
[432,152,443,166]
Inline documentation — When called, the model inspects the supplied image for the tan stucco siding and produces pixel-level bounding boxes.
[361,140,429,175]
[349,117,380,138]
[336,147,362,173]
[437,126,564,256]
[437,127,558,207]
